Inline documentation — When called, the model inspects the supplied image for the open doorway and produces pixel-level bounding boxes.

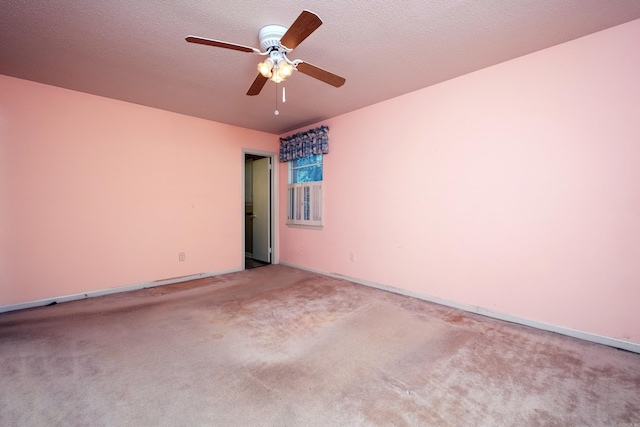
[243,151,277,269]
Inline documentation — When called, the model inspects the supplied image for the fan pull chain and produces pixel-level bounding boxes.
[274,78,279,116]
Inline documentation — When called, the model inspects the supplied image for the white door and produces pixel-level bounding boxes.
[252,157,270,263]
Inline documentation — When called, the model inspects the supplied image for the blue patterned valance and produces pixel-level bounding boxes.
[279,125,329,162]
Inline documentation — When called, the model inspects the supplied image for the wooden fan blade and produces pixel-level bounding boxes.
[185,36,260,53]
[279,10,322,50]
[247,73,268,96]
[296,62,346,88]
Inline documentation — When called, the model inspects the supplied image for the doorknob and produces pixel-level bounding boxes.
[251,214,257,219]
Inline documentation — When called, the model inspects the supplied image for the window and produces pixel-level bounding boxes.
[287,154,323,227]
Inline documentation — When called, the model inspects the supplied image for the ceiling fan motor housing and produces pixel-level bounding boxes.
[259,25,287,51]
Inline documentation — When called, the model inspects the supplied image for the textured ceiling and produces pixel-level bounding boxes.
[2,1,640,135]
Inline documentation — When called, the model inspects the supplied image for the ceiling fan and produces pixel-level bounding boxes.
[186,10,346,96]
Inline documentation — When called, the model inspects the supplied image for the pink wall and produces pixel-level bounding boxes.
[0,75,277,306]
[279,20,640,344]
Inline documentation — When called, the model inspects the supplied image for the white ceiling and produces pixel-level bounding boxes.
[2,1,640,135]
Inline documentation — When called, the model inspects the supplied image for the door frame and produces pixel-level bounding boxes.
[242,148,278,269]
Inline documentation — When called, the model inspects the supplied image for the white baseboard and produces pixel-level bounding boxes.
[281,262,640,354]
[0,267,243,314]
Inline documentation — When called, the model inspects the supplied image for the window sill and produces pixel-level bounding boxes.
[286,223,324,230]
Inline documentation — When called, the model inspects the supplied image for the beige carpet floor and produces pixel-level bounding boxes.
[1,265,639,426]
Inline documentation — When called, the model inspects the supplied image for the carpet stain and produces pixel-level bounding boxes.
[442,313,477,326]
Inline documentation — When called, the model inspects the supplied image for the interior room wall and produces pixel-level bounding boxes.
[279,19,640,345]
[0,75,277,307]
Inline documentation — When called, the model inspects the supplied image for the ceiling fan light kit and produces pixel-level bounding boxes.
[257,52,295,84]
[186,10,345,102]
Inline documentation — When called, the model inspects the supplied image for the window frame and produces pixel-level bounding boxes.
[287,154,323,228]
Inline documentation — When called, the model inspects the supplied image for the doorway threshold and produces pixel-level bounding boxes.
[245,258,270,269]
